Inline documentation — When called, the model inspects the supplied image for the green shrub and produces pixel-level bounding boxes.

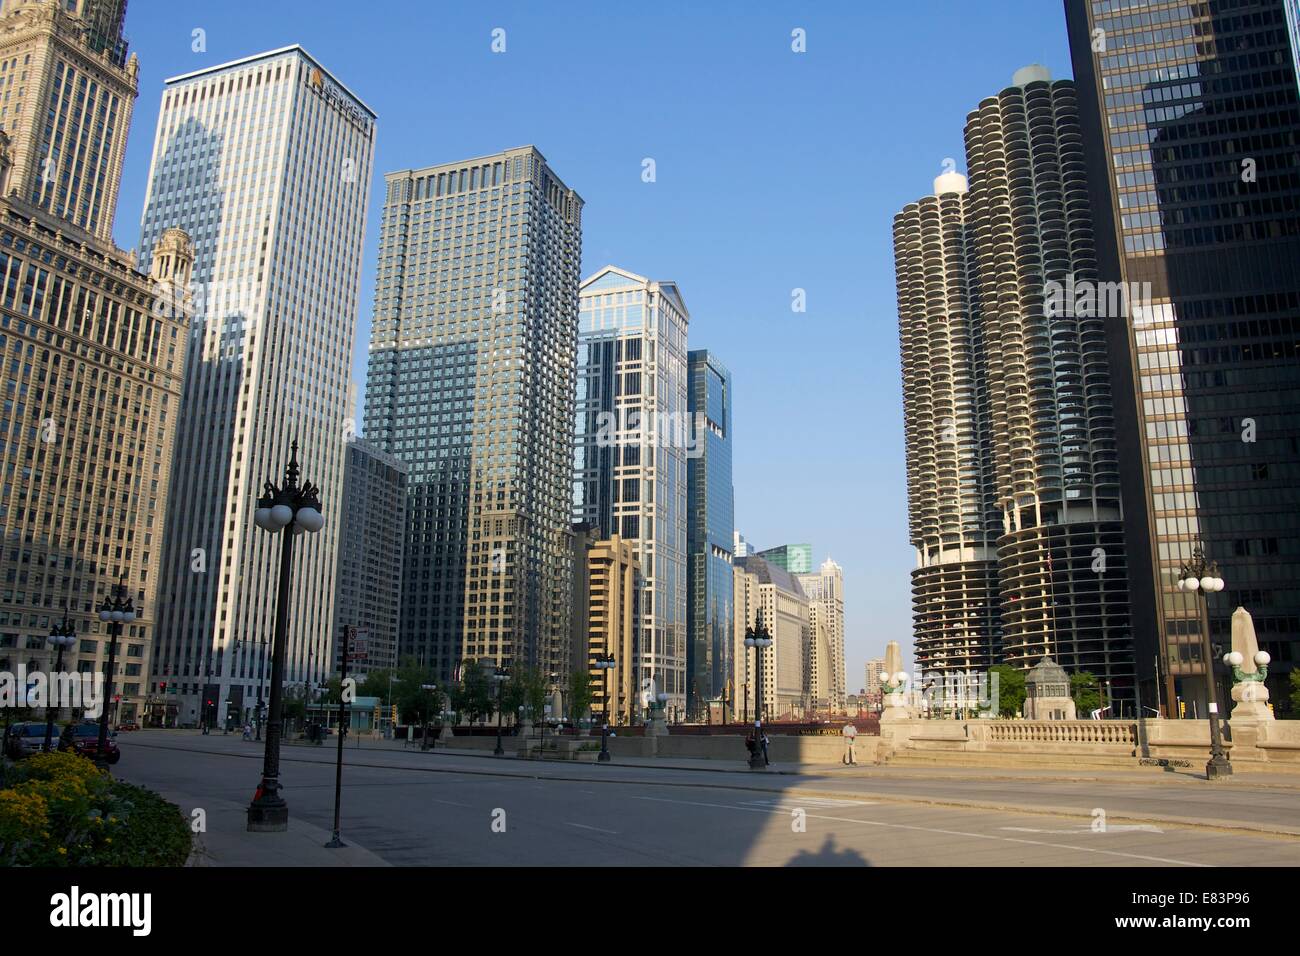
[0,752,190,866]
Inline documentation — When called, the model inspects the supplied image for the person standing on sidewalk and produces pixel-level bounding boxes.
[841,721,858,765]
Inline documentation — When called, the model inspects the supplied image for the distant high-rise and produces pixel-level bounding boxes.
[0,0,134,239]
[365,146,583,684]
[893,171,1003,676]
[0,0,193,727]
[757,543,812,575]
[865,657,886,703]
[798,557,846,713]
[1067,0,1300,714]
[333,438,406,676]
[733,531,752,558]
[733,555,810,720]
[141,47,375,727]
[685,349,734,721]
[573,265,689,716]
[580,533,639,724]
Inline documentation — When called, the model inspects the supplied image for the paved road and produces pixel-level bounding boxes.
[110,731,1300,866]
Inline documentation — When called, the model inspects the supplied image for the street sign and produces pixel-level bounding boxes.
[348,627,369,662]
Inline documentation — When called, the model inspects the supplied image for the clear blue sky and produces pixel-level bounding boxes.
[114,0,1074,691]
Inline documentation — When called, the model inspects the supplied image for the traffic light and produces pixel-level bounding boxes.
[391,705,398,724]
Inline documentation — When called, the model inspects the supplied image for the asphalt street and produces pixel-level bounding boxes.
[109,730,1300,866]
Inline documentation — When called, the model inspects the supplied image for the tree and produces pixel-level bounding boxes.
[568,667,594,726]
[1071,671,1101,714]
[500,678,525,725]
[456,659,493,725]
[358,668,393,699]
[988,665,1025,717]
[1288,668,1300,718]
[391,656,439,725]
[281,684,306,723]
[515,666,549,726]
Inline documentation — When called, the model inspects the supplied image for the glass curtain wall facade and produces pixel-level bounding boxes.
[332,437,406,677]
[685,348,733,721]
[140,47,375,727]
[1067,0,1300,714]
[365,146,583,685]
[894,171,1004,676]
[573,266,688,717]
[756,543,812,574]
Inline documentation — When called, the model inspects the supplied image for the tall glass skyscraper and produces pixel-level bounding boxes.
[1067,0,1300,714]
[140,47,375,727]
[685,349,733,720]
[365,147,583,684]
[573,266,689,716]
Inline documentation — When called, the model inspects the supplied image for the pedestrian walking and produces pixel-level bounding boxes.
[760,729,770,766]
[841,721,858,765]
[242,722,252,741]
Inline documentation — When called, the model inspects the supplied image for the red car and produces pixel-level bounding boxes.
[59,721,121,764]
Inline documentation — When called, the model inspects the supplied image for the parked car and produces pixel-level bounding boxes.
[116,722,139,732]
[3,721,57,759]
[58,721,120,764]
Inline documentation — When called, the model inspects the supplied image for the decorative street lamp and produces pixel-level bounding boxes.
[744,624,773,770]
[491,666,509,756]
[96,578,136,767]
[247,440,324,831]
[1176,545,1231,780]
[595,653,615,762]
[44,611,77,753]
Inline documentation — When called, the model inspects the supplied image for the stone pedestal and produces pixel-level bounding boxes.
[1230,681,1271,721]
[645,713,669,737]
[880,692,911,722]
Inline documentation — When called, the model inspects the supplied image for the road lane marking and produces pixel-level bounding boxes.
[740,797,874,809]
[629,795,1211,867]
[565,822,618,834]
[1002,824,1164,834]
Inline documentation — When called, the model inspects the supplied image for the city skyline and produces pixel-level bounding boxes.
[105,0,1086,683]
[4,0,1300,884]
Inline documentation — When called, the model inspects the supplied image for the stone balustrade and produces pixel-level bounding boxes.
[981,720,1138,747]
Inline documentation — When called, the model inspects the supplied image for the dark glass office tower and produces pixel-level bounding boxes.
[364,147,583,684]
[685,350,734,721]
[1067,0,1300,715]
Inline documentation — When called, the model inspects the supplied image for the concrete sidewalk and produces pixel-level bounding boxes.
[139,782,389,867]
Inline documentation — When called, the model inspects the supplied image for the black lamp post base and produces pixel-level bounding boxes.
[748,753,767,771]
[247,799,289,831]
[1206,756,1234,780]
